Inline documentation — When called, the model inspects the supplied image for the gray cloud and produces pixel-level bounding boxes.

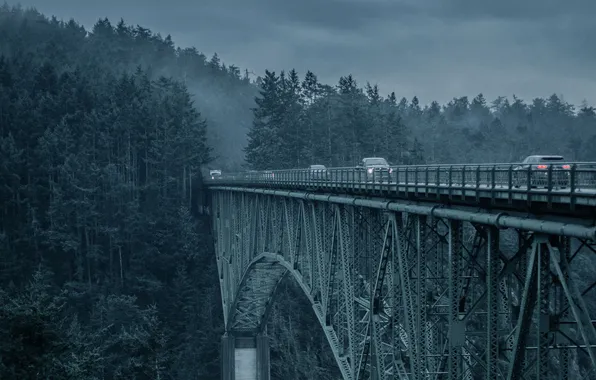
[12,0,595,106]
[436,0,596,21]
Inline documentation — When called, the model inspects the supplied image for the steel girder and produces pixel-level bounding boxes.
[211,189,596,380]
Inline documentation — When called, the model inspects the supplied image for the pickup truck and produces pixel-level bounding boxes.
[358,157,392,182]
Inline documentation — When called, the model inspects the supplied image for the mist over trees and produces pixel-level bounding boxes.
[0,2,256,170]
[1,2,595,380]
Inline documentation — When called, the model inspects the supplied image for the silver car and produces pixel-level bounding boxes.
[513,155,570,188]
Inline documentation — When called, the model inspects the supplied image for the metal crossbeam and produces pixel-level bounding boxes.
[210,188,596,380]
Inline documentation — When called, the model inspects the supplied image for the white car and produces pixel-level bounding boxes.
[209,169,222,179]
[309,164,328,180]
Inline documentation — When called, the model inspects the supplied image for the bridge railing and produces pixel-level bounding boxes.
[208,162,596,188]
[205,162,596,205]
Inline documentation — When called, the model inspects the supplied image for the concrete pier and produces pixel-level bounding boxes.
[221,334,270,380]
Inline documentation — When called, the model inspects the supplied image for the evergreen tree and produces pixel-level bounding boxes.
[245,70,281,169]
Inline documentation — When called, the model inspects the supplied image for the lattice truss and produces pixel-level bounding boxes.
[211,190,596,380]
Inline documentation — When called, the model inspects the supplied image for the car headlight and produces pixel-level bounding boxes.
[389,168,393,173]
[367,168,373,174]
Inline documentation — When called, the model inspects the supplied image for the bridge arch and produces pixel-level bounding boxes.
[227,252,350,377]
[213,190,413,380]
[211,186,596,380]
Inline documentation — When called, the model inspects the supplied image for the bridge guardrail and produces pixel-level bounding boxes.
[205,162,596,208]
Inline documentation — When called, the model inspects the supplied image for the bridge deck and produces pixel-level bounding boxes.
[204,163,596,218]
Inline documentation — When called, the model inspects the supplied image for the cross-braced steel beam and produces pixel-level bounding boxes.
[210,188,596,380]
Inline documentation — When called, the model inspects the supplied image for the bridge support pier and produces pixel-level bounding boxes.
[221,333,270,380]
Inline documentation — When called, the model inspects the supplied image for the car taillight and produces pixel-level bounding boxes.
[536,165,548,169]
[562,164,571,169]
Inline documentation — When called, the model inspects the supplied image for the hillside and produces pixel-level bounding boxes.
[0,3,257,170]
[0,4,343,379]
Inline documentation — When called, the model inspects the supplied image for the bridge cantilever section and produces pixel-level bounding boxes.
[208,165,596,380]
[212,186,360,380]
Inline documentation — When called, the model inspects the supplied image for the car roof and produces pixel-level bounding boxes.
[525,155,564,161]
[527,155,563,159]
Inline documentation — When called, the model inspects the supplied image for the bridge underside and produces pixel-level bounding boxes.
[211,187,596,380]
[229,254,288,334]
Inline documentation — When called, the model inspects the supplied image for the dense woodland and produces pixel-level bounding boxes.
[0,3,595,380]
[0,4,337,379]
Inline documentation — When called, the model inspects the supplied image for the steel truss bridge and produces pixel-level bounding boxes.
[203,163,596,380]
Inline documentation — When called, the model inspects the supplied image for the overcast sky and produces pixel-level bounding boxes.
[13,0,596,107]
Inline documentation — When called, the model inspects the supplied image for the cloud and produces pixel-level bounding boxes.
[13,0,596,105]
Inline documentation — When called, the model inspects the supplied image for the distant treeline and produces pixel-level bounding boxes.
[245,71,596,170]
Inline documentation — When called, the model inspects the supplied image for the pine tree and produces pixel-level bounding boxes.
[245,70,282,169]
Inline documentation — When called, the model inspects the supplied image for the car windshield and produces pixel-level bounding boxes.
[364,158,388,166]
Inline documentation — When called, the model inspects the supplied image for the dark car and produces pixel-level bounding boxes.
[359,157,392,182]
[513,155,570,188]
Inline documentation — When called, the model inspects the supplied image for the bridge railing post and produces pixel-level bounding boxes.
[570,164,577,211]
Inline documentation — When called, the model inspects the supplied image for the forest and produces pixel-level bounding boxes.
[0,3,595,380]
[244,71,596,170]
